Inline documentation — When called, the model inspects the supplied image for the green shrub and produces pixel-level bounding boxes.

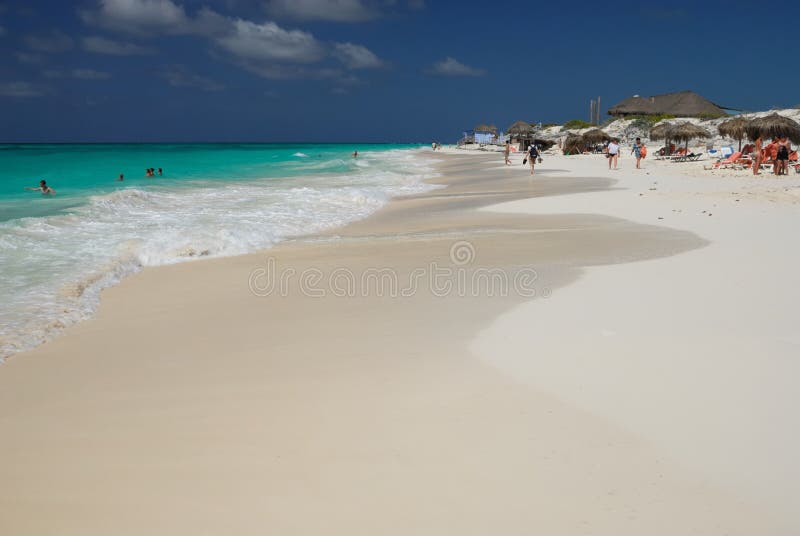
[623,114,676,125]
[561,119,593,130]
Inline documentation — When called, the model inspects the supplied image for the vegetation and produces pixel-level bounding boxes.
[622,114,676,125]
[561,119,593,130]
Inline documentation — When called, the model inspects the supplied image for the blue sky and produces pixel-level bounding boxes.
[0,0,795,142]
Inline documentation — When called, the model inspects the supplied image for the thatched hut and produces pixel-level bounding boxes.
[506,120,536,149]
[506,121,535,136]
[608,90,732,119]
[563,134,585,155]
[718,116,751,150]
[744,113,800,144]
[473,124,498,144]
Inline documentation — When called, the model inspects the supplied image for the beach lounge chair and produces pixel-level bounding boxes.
[719,146,734,159]
[712,151,743,169]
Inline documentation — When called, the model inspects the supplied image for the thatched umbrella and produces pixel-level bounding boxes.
[649,122,671,141]
[582,128,612,144]
[745,113,800,144]
[669,122,710,153]
[563,134,585,155]
[506,120,535,136]
[718,116,751,151]
[649,122,675,155]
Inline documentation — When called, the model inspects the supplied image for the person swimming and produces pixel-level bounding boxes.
[118,173,124,181]
[25,179,55,195]
[157,168,163,176]
[352,150,358,158]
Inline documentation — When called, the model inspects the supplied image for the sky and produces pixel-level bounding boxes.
[0,0,797,143]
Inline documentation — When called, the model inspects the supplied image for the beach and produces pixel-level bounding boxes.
[1,149,799,534]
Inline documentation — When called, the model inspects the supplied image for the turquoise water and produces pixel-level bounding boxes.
[0,143,437,359]
[0,143,418,222]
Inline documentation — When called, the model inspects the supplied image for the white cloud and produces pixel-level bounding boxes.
[427,57,486,77]
[216,19,324,64]
[159,65,225,91]
[79,1,385,82]
[23,30,74,53]
[332,42,382,69]
[265,0,378,22]
[80,0,190,33]
[82,35,156,55]
[0,82,47,97]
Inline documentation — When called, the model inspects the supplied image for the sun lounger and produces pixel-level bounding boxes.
[711,151,743,169]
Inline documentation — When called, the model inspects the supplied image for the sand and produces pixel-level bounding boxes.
[1,150,798,534]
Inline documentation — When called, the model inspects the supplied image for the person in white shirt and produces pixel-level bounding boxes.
[606,139,620,170]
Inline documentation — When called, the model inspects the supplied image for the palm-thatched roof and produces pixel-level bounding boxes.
[744,113,800,144]
[474,124,497,134]
[563,134,585,155]
[668,122,711,142]
[608,91,731,118]
[718,116,751,140]
[649,122,673,141]
[582,129,612,144]
[506,120,535,135]
[532,138,556,151]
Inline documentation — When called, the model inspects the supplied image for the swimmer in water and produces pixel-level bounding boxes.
[25,180,56,195]
[352,150,358,158]
[118,173,124,181]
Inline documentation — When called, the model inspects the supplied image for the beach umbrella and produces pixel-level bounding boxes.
[648,122,672,140]
[582,128,612,144]
[668,122,711,153]
[744,113,800,144]
[649,122,676,155]
[718,116,751,151]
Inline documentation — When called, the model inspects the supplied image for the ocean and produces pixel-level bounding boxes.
[0,143,437,360]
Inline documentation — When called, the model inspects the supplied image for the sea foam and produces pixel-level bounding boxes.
[0,148,438,360]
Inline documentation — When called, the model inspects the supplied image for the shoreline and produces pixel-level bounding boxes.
[2,150,797,534]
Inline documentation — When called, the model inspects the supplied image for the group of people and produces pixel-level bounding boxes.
[26,166,166,195]
[431,142,442,151]
[604,137,647,170]
[750,136,793,176]
[502,141,541,175]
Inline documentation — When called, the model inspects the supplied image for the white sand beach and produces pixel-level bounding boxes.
[1,149,799,534]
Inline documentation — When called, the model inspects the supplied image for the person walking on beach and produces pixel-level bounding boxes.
[25,180,55,195]
[606,139,620,170]
[631,137,644,169]
[504,141,511,165]
[526,143,539,175]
